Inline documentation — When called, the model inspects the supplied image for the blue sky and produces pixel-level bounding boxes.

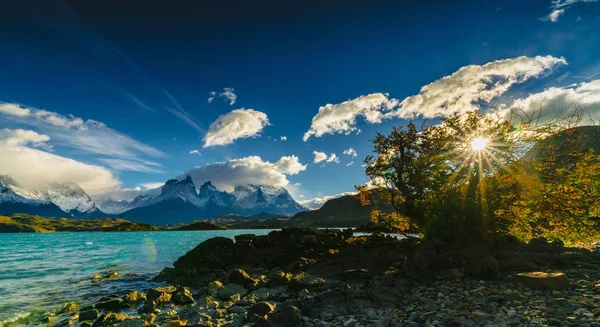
[1,0,600,205]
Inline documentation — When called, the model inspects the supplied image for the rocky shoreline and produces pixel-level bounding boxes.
[34,228,600,327]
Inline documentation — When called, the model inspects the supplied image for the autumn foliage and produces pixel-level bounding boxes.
[359,111,599,245]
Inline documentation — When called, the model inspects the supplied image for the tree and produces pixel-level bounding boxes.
[360,109,599,245]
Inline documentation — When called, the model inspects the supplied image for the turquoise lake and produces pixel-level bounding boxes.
[0,230,274,326]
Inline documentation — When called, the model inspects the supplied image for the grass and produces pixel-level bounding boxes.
[0,214,147,233]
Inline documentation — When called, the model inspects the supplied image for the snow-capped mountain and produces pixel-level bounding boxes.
[0,173,306,223]
[95,198,131,215]
[8,181,101,216]
[120,176,306,225]
[0,176,66,217]
[233,184,307,216]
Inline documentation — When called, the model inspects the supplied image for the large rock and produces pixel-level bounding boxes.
[92,313,129,327]
[95,298,127,312]
[207,280,223,297]
[146,286,176,304]
[289,271,326,291]
[79,309,100,321]
[158,228,352,286]
[513,272,570,290]
[123,291,146,304]
[229,268,259,289]
[265,305,303,327]
[172,286,194,305]
[248,302,276,318]
[465,256,500,280]
[217,283,248,300]
[116,319,145,327]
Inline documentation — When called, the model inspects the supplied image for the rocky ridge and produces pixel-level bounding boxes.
[36,229,600,327]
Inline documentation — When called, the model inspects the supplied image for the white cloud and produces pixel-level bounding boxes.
[208,87,237,105]
[547,9,565,22]
[182,156,290,192]
[280,136,287,141]
[303,56,565,140]
[389,55,567,119]
[299,191,358,210]
[501,79,600,126]
[326,153,340,163]
[220,87,237,105]
[207,91,216,103]
[275,155,307,175]
[343,148,358,157]
[542,0,598,22]
[140,182,164,190]
[303,93,398,141]
[0,129,120,195]
[189,149,201,155]
[313,151,328,163]
[0,128,50,147]
[0,102,165,173]
[313,151,339,164]
[203,108,270,147]
[0,103,31,117]
[346,161,354,166]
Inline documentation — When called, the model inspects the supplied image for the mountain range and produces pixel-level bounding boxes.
[0,174,307,225]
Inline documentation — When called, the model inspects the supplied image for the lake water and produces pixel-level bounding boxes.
[0,230,275,326]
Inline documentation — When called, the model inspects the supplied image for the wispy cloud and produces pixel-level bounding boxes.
[0,128,121,195]
[208,87,238,105]
[343,148,358,157]
[541,0,598,22]
[313,151,340,164]
[0,102,165,173]
[189,149,201,155]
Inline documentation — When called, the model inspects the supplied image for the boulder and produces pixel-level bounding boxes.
[217,283,248,300]
[229,269,259,289]
[123,291,146,304]
[92,313,129,327]
[265,305,302,327]
[496,255,539,271]
[207,281,223,297]
[146,286,176,304]
[172,287,194,305]
[59,302,79,314]
[513,272,570,290]
[95,298,127,312]
[268,271,292,288]
[197,295,219,309]
[289,272,326,291]
[248,302,276,318]
[116,319,145,327]
[79,309,100,321]
[465,256,500,280]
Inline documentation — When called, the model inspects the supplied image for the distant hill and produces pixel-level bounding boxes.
[524,125,600,168]
[173,221,225,231]
[0,214,137,233]
[229,218,290,229]
[286,194,377,227]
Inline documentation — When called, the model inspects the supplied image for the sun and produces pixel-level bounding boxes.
[470,137,489,151]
